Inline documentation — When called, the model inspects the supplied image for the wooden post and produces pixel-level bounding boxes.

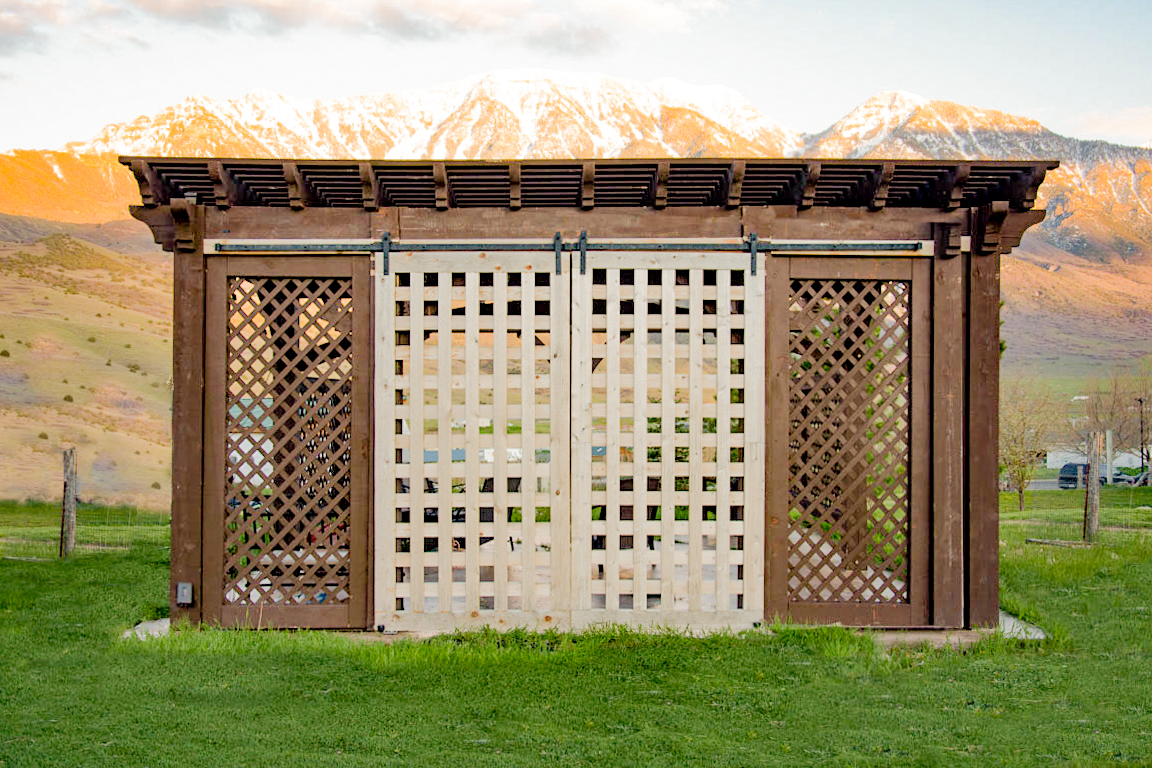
[59,448,77,558]
[1083,432,1101,542]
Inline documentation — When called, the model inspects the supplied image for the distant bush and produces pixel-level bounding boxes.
[63,395,73,402]
[125,343,131,349]
[38,432,47,440]
[150,482,161,490]
[0,350,8,357]
[105,360,111,366]
[87,336,95,342]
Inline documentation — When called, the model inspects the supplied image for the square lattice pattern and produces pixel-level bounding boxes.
[787,279,911,604]
[578,266,762,614]
[382,270,563,616]
[223,277,354,606]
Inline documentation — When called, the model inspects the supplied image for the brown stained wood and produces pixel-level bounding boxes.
[351,256,371,628]
[397,206,744,240]
[725,160,745,209]
[654,161,669,209]
[908,259,933,626]
[60,447,77,558]
[798,162,821,209]
[283,161,306,211]
[131,158,167,207]
[944,164,970,211]
[966,247,999,627]
[359,163,379,212]
[508,163,521,210]
[870,163,895,211]
[208,161,238,210]
[202,255,227,625]
[1010,167,1047,210]
[171,200,205,623]
[932,224,965,628]
[764,255,790,620]
[998,209,1047,253]
[433,162,448,210]
[582,162,595,209]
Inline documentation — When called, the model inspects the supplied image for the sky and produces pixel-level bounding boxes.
[1,0,1150,151]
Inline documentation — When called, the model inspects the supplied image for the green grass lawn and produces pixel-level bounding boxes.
[1001,486,1152,530]
[2,507,1152,766]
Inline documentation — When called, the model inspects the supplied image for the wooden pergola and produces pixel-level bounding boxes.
[126,156,1055,632]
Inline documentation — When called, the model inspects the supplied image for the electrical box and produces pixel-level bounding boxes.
[176,582,194,607]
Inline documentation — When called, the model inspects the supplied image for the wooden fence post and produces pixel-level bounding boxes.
[59,448,77,558]
[1083,432,1101,542]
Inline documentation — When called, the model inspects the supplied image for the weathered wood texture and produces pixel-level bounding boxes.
[59,447,77,559]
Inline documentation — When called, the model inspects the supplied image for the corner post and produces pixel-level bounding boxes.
[170,199,206,624]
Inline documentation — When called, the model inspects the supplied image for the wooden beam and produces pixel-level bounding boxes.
[998,209,1047,253]
[798,162,821,210]
[283,161,306,211]
[130,159,168,207]
[207,161,240,210]
[582,161,595,210]
[869,163,895,211]
[725,160,745,209]
[508,163,521,210]
[1010,166,1046,210]
[653,161,669,209]
[943,163,970,211]
[433,162,449,210]
[359,163,379,212]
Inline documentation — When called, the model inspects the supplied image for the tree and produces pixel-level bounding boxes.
[1082,365,1138,462]
[1000,377,1060,512]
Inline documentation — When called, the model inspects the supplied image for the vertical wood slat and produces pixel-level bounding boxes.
[551,257,572,621]
[715,270,731,610]
[465,273,481,612]
[910,259,933,626]
[933,225,965,628]
[660,272,675,608]
[764,255,790,619]
[437,279,453,611]
[410,272,426,613]
[494,273,509,612]
[743,253,767,616]
[351,257,371,628]
[688,269,704,611]
[520,274,537,613]
[606,271,621,611]
[966,248,1000,627]
[571,258,592,612]
[202,256,227,625]
[633,271,650,611]
[374,254,395,625]
[171,204,206,623]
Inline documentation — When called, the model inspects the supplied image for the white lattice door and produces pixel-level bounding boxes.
[375,251,571,632]
[570,252,765,629]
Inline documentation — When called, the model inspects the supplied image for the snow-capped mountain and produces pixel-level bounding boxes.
[1,71,1151,271]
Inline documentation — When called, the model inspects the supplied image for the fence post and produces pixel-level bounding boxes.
[1083,432,1101,542]
[59,448,77,558]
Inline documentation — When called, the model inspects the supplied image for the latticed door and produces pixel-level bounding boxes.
[766,258,931,626]
[374,251,571,632]
[570,252,765,629]
[203,256,370,629]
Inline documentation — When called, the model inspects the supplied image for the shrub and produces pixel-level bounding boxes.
[105,359,111,366]
[151,482,161,490]
[125,343,131,348]
[63,395,73,402]
[38,432,47,440]
[87,336,95,343]
[0,350,8,357]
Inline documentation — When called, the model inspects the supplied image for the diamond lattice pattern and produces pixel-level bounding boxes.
[787,279,911,604]
[223,277,354,606]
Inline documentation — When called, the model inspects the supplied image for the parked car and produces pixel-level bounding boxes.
[1057,463,1140,488]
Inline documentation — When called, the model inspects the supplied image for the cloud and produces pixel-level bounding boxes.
[113,0,722,52]
[0,0,65,55]
[1066,106,1152,147]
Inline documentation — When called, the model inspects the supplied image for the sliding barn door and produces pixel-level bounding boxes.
[375,251,571,632]
[203,256,370,629]
[570,252,766,629]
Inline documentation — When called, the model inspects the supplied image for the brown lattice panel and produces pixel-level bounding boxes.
[376,255,567,628]
[223,277,355,607]
[787,278,911,604]
[572,255,765,623]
